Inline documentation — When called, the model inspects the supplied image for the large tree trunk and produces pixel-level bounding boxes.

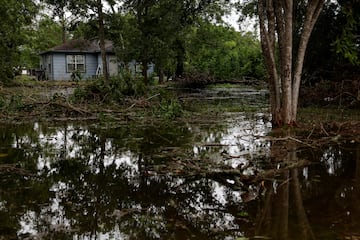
[97,0,109,82]
[258,0,281,126]
[292,1,324,121]
[175,38,185,78]
[275,1,293,125]
[141,59,148,84]
[60,13,67,43]
[257,0,324,127]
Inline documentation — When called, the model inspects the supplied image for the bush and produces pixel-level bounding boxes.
[0,95,24,112]
[159,98,183,120]
[149,88,183,120]
[71,70,147,103]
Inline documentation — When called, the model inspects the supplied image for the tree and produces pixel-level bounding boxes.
[120,0,230,80]
[239,0,324,127]
[0,0,37,83]
[41,0,72,43]
[65,0,113,82]
[171,0,231,77]
[299,1,360,84]
[186,21,265,80]
[20,16,63,68]
[332,0,360,66]
[116,0,229,83]
[121,0,159,83]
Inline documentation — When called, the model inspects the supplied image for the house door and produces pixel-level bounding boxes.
[108,56,118,76]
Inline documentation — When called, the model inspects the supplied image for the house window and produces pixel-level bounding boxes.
[66,55,85,72]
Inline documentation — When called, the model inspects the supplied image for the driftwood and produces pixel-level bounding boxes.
[47,101,91,115]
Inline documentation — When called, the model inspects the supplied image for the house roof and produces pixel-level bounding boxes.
[40,39,115,55]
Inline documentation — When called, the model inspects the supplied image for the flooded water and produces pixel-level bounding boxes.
[0,87,359,240]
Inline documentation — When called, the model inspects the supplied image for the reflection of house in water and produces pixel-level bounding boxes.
[39,39,154,80]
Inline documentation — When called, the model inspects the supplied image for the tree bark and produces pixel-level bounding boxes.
[292,0,324,120]
[97,0,109,82]
[257,0,324,127]
[258,0,281,126]
[275,0,293,125]
[159,68,164,83]
[175,38,185,78]
[141,59,148,84]
[60,12,67,43]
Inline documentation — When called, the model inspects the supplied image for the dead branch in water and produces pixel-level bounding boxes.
[30,100,92,115]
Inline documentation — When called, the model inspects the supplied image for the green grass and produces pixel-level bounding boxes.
[298,107,360,123]
[13,75,90,87]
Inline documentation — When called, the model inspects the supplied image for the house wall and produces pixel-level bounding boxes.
[40,52,154,80]
[108,55,118,76]
[96,54,119,77]
[127,60,155,77]
[40,54,53,80]
[46,53,98,80]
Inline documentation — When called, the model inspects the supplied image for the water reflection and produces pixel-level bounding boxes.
[1,110,360,238]
[2,118,262,239]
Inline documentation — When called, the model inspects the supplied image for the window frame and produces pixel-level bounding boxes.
[66,54,86,73]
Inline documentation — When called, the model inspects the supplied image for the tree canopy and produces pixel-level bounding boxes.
[0,0,37,82]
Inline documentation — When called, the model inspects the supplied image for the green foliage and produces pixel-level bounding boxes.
[332,5,360,65]
[186,22,265,80]
[20,16,63,69]
[0,96,5,109]
[71,70,83,82]
[72,70,146,104]
[158,98,183,120]
[114,70,146,97]
[152,89,183,120]
[0,0,37,82]
[0,95,25,113]
[299,1,360,82]
[111,0,231,80]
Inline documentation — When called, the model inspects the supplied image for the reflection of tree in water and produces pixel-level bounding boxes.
[331,144,360,238]
[255,142,360,240]
[255,142,315,240]
[0,122,247,239]
[2,121,360,239]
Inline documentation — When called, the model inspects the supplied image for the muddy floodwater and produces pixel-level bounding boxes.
[0,86,359,240]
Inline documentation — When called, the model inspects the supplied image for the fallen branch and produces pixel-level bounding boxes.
[261,136,317,148]
[51,101,91,115]
[31,100,92,115]
[126,93,160,110]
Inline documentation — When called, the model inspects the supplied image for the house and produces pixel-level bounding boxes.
[39,39,155,81]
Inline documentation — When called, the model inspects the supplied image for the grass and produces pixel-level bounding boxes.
[13,75,90,88]
[298,107,360,124]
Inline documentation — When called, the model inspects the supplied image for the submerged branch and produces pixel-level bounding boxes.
[145,156,311,191]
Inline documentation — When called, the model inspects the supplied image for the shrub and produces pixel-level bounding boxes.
[71,70,147,103]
